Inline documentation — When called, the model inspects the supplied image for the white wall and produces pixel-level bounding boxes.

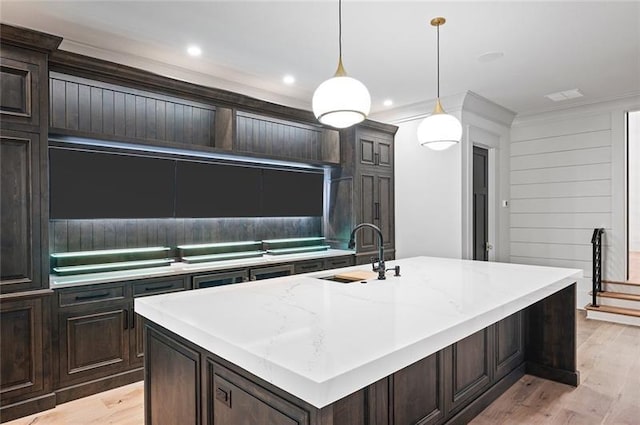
[394,117,462,259]
[509,96,640,308]
[629,111,640,251]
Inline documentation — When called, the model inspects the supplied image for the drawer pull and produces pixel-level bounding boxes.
[332,260,348,266]
[144,284,174,291]
[74,291,110,301]
[300,264,320,270]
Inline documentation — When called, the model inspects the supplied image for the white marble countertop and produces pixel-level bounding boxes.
[135,256,581,408]
[50,249,354,288]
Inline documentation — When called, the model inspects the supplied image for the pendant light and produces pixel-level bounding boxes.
[417,17,462,150]
[312,0,371,129]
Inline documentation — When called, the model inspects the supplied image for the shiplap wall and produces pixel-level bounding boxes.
[509,112,615,294]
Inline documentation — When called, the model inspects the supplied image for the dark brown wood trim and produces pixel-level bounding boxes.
[0,392,56,423]
[525,361,580,387]
[0,289,54,301]
[0,24,62,52]
[54,368,143,404]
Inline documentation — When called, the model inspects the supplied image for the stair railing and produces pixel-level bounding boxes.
[591,228,605,306]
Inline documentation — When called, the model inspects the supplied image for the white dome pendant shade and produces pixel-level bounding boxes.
[418,17,462,150]
[417,99,462,150]
[312,0,370,129]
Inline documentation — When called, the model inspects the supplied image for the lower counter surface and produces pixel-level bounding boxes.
[135,256,581,409]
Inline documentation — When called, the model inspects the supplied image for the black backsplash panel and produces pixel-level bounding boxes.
[50,217,323,254]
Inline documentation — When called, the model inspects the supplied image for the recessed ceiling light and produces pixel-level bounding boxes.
[187,45,202,57]
[544,88,583,102]
[283,75,295,85]
[477,51,504,63]
[383,99,393,107]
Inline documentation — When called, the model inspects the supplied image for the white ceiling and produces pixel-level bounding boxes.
[2,1,639,120]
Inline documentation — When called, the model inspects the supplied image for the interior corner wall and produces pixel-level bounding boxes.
[394,118,462,259]
[509,97,640,309]
[629,111,640,252]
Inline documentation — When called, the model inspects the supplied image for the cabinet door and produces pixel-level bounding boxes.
[446,328,493,415]
[131,277,189,367]
[357,131,393,171]
[377,174,394,251]
[0,295,47,403]
[356,172,393,255]
[393,352,445,425]
[0,46,43,128]
[211,363,309,425]
[494,311,524,381]
[0,130,43,293]
[58,302,130,385]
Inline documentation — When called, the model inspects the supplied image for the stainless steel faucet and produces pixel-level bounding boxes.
[348,223,386,280]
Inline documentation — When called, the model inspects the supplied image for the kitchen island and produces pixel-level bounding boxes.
[135,256,581,425]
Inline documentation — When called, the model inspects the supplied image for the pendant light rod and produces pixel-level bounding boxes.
[335,0,346,76]
[430,17,446,98]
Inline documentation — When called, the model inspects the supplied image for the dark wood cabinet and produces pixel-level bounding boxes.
[328,124,396,260]
[0,291,55,421]
[0,131,44,293]
[210,362,309,425]
[57,285,130,387]
[49,72,217,149]
[193,270,248,289]
[446,328,493,415]
[393,352,445,425]
[495,311,524,381]
[357,130,393,171]
[145,327,201,425]
[250,264,294,281]
[235,111,339,164]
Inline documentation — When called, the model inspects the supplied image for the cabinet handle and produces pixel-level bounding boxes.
[374,202,380,220]
[300,264,319,270]
[374,152,380,165]
[124,309,129,330]
[131,312,136,329]
[331,260,348,266]
[144,283,174,292]
[75,291,110,301]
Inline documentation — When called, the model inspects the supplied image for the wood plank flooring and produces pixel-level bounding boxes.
[6,312,640,425]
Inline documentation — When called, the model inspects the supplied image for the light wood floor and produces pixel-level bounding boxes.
[6,312,640,425]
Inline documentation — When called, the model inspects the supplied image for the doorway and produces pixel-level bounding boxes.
[628,110,640,282]
[473,146,489,261]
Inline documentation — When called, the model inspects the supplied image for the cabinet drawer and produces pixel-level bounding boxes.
[59,284,125,307]
[325,256,355,270]
[294,260,325,274]
[193,270,248,289]
[132,277,188,297]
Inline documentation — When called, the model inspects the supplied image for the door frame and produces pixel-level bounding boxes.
[462,126,501,262]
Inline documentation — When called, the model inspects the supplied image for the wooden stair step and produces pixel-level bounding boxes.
[585,304,640,318]
[603,280,640,287]
[589,291,640,302]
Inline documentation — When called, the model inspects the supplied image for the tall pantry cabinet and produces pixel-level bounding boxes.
[0,25,62,421]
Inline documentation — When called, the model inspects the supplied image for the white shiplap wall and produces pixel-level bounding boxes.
[509,111,616,307]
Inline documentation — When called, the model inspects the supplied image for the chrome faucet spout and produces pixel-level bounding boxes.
[348,223,386,280]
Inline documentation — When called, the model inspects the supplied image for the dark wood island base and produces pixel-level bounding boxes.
[143,283,577,425]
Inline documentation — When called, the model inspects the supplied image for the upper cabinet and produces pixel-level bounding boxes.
[49,73,217,148]
[0,27,61,293]
[357,129,394,171]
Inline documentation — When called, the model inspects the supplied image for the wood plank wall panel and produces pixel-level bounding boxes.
[49,74,215,147]
[49,218,322,254]
[235,112,322,162]
[509,113,613,279]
